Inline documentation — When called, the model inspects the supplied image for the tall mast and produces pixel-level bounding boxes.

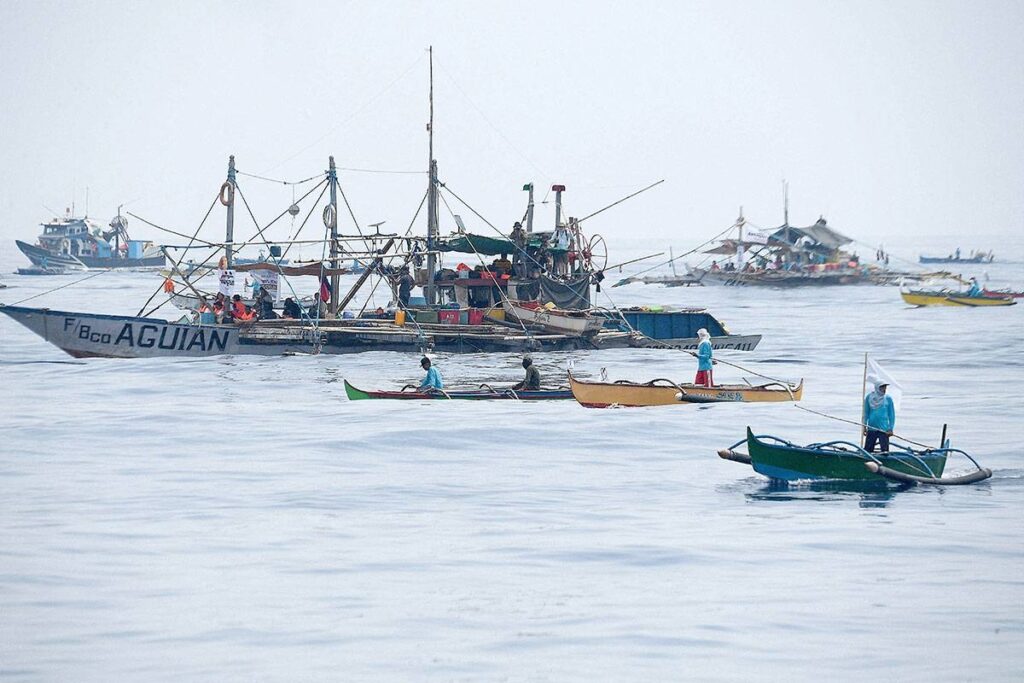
[328,156,340,315]
[783,179,789,226]
[525,182,535,233]
[225,155,236,268]
[425,46,439,305]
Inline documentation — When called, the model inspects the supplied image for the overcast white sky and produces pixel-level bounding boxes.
[1,0,1022,261]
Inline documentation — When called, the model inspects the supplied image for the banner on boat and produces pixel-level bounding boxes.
[218,269,236,297]
[250,268,280,301]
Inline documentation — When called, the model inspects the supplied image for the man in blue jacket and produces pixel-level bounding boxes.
[863,381,896,453]
[418,356,443,392]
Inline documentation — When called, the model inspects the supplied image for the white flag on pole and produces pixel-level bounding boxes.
[865,357,902,411]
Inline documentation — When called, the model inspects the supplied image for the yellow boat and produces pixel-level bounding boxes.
[901,289,1016,307]
[568,373,803,408]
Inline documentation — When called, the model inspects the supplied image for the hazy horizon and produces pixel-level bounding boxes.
[2,1,1022,263]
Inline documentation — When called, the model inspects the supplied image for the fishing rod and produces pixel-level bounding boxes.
[794,404,937,450]
[576,179,665,224]
[603,252,665,272]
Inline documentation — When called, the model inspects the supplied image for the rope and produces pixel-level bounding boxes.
[619,220,740,283]
[235,170,324,186]
[433,57,552,184]
[8,268,115,306]
[234,183,318,327]
[135,192,222,316]
[337,167,426,175]
[262,53,426,174]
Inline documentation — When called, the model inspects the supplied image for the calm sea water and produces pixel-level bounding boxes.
[1,251,1023,681]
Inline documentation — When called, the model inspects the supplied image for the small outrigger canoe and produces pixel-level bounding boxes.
[718,428,991,485]
[568,373,802,407]
[901,289,1016,307]
[344,379,573,401]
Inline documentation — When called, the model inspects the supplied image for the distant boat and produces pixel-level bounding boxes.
[919,250,994,264]
[16,210,165,271]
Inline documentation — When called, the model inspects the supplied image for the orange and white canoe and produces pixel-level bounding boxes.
[568,373,803,408]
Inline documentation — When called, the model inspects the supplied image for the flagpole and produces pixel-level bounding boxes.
[861,352,868,446]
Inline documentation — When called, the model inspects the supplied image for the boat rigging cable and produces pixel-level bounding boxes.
[135,191,224,316]
[7,268,115,307]
[433,57,552,185]
[616,220,745,285]
[261,52,426,175]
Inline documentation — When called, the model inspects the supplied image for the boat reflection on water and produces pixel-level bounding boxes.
[741,478,910,508]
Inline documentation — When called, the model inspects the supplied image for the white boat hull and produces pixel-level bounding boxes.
[503,301,604,335]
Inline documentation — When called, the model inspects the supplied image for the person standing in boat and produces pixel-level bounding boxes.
[419,356,443,392]
[694,328,715,387]
[863,381,895,453]
[397,267,415,308]
[512,356,541,391]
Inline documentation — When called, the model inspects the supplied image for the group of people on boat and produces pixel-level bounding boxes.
[196,290,277,324]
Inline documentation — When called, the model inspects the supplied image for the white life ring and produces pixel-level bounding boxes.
[322,204,337,230]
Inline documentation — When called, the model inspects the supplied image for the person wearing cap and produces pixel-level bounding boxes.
[967,277,982,297]
[512,356,541,391]
[693,328,715,387]
[418,356,443,392]
[863,381,896,453]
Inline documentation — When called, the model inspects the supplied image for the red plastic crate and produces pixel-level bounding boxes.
[438,310,460,324]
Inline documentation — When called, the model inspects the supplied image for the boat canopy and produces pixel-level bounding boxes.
[770,218,852,250]
[436,231,549,256]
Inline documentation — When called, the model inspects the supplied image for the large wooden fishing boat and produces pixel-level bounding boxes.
[900,289,1016,307]
[568,374,802,407]
[718,428,991,485]
[344,379,572,401]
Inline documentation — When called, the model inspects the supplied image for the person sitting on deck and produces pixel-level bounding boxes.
[231,294,246,320]
[257,288,276,320]
[512,356,541,391]
[234,305,256,323]
[694,328,715,387]
[863,381,895,453]
[419,356,443,391]
[492,253,513,276]
[308,292,328,319]
[967,277,982,297]
[282,297,302,319]
[710,260,720,272]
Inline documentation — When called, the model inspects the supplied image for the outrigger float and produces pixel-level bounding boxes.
[344,379,571,401]
[567,373,802,407]
[718,428,992,486]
